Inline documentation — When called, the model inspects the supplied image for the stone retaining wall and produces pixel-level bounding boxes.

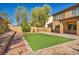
[0,31,16,55]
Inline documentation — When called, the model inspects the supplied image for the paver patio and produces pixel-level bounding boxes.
[38,32,79,40]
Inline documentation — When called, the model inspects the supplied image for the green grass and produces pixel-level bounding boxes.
[24,33,73,51]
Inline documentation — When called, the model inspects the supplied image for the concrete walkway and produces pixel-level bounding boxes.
[38,32,79,40]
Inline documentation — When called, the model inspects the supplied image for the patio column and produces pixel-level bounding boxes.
[77,20,79,35]
[60,22,63,34]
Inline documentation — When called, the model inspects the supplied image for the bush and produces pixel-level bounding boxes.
[22,26,30,32]
[0,27,4,35]
[21,23,31,32]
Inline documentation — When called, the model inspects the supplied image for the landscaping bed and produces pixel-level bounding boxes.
[24,33,73,51]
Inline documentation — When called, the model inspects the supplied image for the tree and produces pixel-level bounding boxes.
[31,7,42,27]
[0,12,11,24]
[41,4,51,26]
[0,26,4,35]
[0,12,11,31]
[16,6,27,25]
[31,4,51,27]
[21,18,30,32]
[15,6,30,32]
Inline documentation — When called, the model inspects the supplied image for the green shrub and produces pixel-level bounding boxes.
[0,26,4,35]
[21,23,30,32]
[22,26,30,32]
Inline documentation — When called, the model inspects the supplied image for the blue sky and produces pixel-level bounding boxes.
[0,3,76,25]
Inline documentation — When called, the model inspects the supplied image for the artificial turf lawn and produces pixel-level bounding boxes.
[24,33,72,51]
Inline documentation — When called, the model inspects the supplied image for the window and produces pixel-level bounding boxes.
[68,24,76,30]
[57,15,60,20]
[56,25,60,29]
[53,13,65,20]
[55,15,58,20]
[76,8,79,16]
[72,9,76,16]
[60,13,65,19]
[71,7,79,16]
[55,25,60,33]
[53,16,56,20]
[53,15,58,20]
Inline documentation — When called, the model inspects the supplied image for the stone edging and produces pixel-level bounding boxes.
[22,37,33,54]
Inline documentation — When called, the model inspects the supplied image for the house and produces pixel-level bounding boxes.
[52,4,79,35]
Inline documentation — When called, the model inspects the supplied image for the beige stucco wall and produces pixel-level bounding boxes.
[52,20,60,32]
[31,27,51,32]
[60,22,63,34]
[77,20,79,35]
[30,27,38,32]
[45,16,53,27]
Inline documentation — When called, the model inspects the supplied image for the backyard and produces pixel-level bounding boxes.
[24,33,73,51]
